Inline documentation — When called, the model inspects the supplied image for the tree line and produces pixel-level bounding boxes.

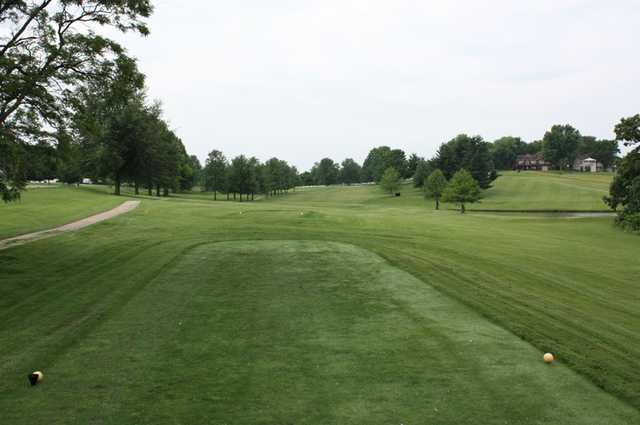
[489,127,619,171]
[202,151,298,201]
[298,123,621,195]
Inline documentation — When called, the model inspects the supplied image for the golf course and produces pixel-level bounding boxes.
[1,171,639,424]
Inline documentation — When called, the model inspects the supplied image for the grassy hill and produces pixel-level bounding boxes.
[479,171,613,211]
[288,171,613,211]
[1,174,638,424]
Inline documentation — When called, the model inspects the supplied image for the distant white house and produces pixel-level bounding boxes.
[573,156,603,172]
[82,178,93,184]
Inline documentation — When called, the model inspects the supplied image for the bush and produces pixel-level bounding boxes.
[616,211,640,233]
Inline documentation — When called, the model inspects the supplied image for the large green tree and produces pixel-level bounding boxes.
[605,115,640,232]
[424,169,447,210]
[73,56,146,195]
[412,159,433,188]
[339,158,361,185]
[434,134,496,189]
[490,136,527,170]
[204,150,227,200]
[541,125,581,170]
[362,146,407,182]
[188,155,203,189]
[442,169,481,213]
[615,114,640,148]
[312,158,339,186]
[0,0,152,130]
[379,167,400,195]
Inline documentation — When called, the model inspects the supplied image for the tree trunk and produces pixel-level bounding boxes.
[226,192,230,201]
[214,190,217,201]
[251,192,254,201]
[460,203,465,214]
[156,184,160,197]
[435,197,439,210]
[163,187,169,197]
[134,181,139,195]
[148,186,152,196]
[233,193,236,201]
[114,174,121,196]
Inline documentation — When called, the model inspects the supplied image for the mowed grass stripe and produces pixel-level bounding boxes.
[2,241,637,424]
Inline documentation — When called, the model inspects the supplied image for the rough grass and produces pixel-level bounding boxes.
[0,185,124,239]
[1,172,639,423]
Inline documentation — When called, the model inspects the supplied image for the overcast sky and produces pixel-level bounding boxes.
[111,1,640,171]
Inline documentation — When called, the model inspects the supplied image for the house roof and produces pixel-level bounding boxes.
[575,155,598,162]
[516,152,545,161]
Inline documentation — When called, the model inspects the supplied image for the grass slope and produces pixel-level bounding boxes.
[0,185,125,239]
[288,171,613,212]
[479,171,613,211]
[1,240,637,424]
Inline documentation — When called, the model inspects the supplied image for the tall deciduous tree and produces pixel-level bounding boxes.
[0,0,152,130]
[490,136,527,170]
[188,155,203,189]
[605,115,640,232]
[204,150,227,200]
[362,146,408,182]
[425,169,447,210]
[312,158,339,185]
[434,134,496,189]
[228,155,249,201]
[73,56,146,195]
[412,159,432,188]
[442,169,481,213]
[379,167,400,195]
[614,114,640,150]
[541,124,581,170]
[339,158,361,185]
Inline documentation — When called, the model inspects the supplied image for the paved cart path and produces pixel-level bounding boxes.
[0,200,140,251]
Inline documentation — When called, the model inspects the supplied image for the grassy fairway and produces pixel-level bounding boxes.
[1,173,639,423]
[0,185,124,239]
